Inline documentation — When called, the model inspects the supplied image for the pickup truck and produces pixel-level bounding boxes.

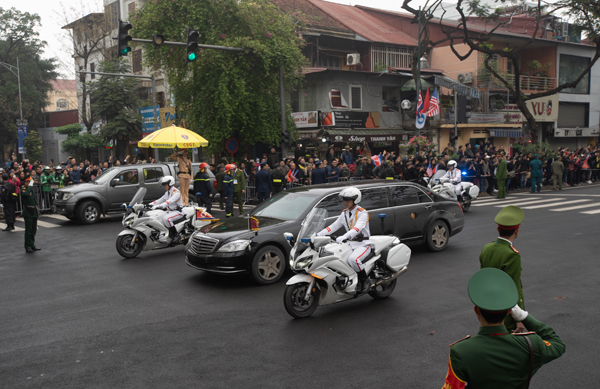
[53,162,216,224]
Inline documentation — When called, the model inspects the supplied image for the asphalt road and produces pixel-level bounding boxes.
[1,184,599,388]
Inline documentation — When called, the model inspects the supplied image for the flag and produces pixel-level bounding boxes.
[417,89,423,114]
[249,216,260,231]
[427,88,440,117]
[371,155,381,166]
[433,163,439,174]
[426,161,433,177]
[416,89,426,129]
[421,88,430,115]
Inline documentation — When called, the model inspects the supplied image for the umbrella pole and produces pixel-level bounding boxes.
[152,76,160,162]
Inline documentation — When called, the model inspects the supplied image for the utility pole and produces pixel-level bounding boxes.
[1,57,27,157]
[279,65,288,157]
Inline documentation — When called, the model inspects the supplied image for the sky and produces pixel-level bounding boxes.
[2,0,432,78]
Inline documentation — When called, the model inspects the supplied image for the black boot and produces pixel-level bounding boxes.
[357,270,371,293]
[166,226,177,245]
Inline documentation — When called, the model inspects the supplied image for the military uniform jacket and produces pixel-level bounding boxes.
[443,315,566,389]
[233,170,246,193]
[318,206,371,249]
[530,159,543,178]
[21,184,38,218]
[552,159,564,176]
[480,238,524,309]
[496,159,508,179]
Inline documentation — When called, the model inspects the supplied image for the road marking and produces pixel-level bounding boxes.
[0,222,25,231]
[551,203,600,212]
[14,219,61,228]
[493,198,566,208]
[472,197,542,207]
[521,199,589,209]
[43,214,69,221]
[581,209,600,215]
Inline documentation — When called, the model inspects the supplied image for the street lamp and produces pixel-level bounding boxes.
[0,57,25,124]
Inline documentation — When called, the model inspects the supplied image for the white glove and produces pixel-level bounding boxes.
[510,304,528,322]
[159,203,167,209]
[151,204,158,210]
[336,236,345,243]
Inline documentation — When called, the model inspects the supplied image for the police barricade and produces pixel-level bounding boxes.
[14,184,57,215]
[244,178,258,204]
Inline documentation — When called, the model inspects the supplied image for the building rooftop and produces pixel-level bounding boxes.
[50,79,77,91]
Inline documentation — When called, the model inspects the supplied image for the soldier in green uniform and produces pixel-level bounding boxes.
[479,205,525,332]
[21,176,41,253]
[442,268,565,389]
[40,166,53,212]
[232,165,246,216]
[496,154,507,199]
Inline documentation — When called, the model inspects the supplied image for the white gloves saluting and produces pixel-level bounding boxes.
[510,304,528,322]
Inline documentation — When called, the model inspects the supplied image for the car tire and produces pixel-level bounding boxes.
[368,279,397,299]
[78,201,100,225]
[250,245,285,285]
[424,220,449,252]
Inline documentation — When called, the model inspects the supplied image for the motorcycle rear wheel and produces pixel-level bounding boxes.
[116,234,144,259]
[368,279,397,299]
[284,282,320,319]
[462,201,471,212]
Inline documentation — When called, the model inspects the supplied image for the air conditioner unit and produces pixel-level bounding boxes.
[457,72,473,84]
[347,53,360,66]
[561,22,569,37]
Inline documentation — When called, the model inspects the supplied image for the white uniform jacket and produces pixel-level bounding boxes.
[443,168,462,185]
[318,206,372,249]
[152,187,183,210]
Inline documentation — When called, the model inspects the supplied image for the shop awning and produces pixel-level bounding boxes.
[323,128,410,143]
[489,129,523,137]
[434,75,481,99]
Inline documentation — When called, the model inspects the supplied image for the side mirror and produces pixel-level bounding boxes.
[284,232,295,247]
[110,178,119,187]
[313,236,331,249]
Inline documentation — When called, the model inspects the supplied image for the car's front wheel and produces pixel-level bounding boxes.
[250,245,285,285]
[78,201,100,225]
[424,220,449,252]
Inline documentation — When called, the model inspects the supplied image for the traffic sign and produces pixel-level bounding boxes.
[17,125,27,154]
[225,137,239,158]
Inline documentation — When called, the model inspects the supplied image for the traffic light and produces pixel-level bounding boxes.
[186,28,199,62]
[450,128,458,142]
[117,20,133,57]
[281,130,291,145]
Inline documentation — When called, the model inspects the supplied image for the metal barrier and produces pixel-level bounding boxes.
[11,184,59,215]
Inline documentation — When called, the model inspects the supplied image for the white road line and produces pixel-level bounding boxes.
[472,197,542,207]
[472,198,505,204]
[581,209,600,215]
[0,222,25,232]
[550,203,600,212]
[493,198,566,208]
[43,214,69,221]
[521,199,589,209]
[14,219,60,228]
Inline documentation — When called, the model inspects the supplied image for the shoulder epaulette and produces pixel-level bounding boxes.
[449,335,471,347]
[510,246,520,254]
[512,331,536,336]
[357,207,365,212]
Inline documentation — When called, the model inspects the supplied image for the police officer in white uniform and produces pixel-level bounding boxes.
[151,176,184,245]
[443,160,463,202]
[317,187,372,293]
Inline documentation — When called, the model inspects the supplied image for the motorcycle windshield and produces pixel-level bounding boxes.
[129,187,147,206]
[293,208,328,257]
[432,169,447,180]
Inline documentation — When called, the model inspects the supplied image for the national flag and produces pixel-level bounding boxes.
[426,161,433,177]
[427,88,440,117]
[417,89,423,115]
[249,216,260,231]
[371,155,381,166]
[415,89,426,129]
[433,163,439,174]
[421,88,430,115]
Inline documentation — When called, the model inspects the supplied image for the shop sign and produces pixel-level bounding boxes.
[332,111,380,129]
[140,105,160,135]
[503,94,559,124]
[554,128,599,137]
[333,134,399,142]
[291,111,319,128]
[468,113,505,124]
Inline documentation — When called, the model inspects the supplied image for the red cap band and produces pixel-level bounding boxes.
[498,223,520,230]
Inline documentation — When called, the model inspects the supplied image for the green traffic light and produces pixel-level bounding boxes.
[187,52,196,61]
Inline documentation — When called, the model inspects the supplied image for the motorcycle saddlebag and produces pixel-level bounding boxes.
[468,185,480,199]
[386,243,411,271]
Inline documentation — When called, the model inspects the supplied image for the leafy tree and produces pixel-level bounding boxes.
[23,130,43,162]
[88,59,142,159]
[132,0,307,154]
[0,7,57,160]
[54,123,105,159]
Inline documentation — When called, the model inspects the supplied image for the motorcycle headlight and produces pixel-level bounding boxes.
[218,240,251,253]
[295,255,313,270]
[62,192,74,200]
[123,216,134,227]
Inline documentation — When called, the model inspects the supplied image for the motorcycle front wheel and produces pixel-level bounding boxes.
[461,201,471,212]
[116,234,144,258]
[284,282,320,319]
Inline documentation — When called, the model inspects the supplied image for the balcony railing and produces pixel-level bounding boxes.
[476,74,556,91]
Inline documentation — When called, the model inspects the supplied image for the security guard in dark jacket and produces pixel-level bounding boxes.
[311,160,326,185]
[215,165,225,210]
[379,161,395,180]
[223,164,235,217]
[271,165,285,194]
[255,162,273,204]
[21,175,41,253]
[193,162,212,212]
[442,268,565,389]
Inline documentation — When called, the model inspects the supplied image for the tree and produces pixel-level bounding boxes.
[88,59,142,159]
[0,7,57,160]
[54,123,104,160]
[132,0,307,154]
[402,0,600,142]
[23,130,43,162]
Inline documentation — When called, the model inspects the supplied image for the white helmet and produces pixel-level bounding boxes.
[339,187,362,204]
[448,160,457,168]
[159,175,175,187]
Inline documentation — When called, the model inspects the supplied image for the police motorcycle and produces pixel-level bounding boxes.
[116,187,215,258]
[282,208,411,319]
[424,169,479,212]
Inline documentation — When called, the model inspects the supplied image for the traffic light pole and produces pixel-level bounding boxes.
[279,64,288,157]
[453,89,458,151]
[125,37,249,53]
[78,70,159,161]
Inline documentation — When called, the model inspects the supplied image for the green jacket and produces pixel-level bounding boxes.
[216,171,225,191]
[496,159,507,179]
[233,170,246,193]
[551,160,564,176]
[21,184,39,218]
[444,315,565,389]
[530,158,543,178]
[40,173,52,192]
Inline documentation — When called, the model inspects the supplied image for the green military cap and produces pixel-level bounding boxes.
[468,268,518,311]
[494,205,524,230]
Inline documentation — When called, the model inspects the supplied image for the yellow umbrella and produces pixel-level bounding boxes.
[138,125,209,148]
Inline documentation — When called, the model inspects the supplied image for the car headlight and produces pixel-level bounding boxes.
[62,192,74,200]
[218,240,251,252]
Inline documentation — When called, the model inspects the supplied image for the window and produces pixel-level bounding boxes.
[157,92,166,108]
[104,1,119,30]
[350,85,362,110]
[318,54,341,69]
[558,102,589,127]
[329,89,348,109]
[79,66,85,82]
[57,99,69,109]
[43,113,50,128]
[559,55,590,94]
[128,1,136,16]
[316,193,345,218]
[359,188,389,210]
[389,186,419,206]
[132,50,143,73]
[90,63,95,79]
[143,167,163,183]
[115,169,139,185]
[371,45,413,71]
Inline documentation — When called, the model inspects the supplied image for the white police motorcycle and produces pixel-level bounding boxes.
[116,187,215,258]
[425,169,479,212]
[282,208,411,318]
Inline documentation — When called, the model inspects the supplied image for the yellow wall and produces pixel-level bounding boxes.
[45,87,78,113]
